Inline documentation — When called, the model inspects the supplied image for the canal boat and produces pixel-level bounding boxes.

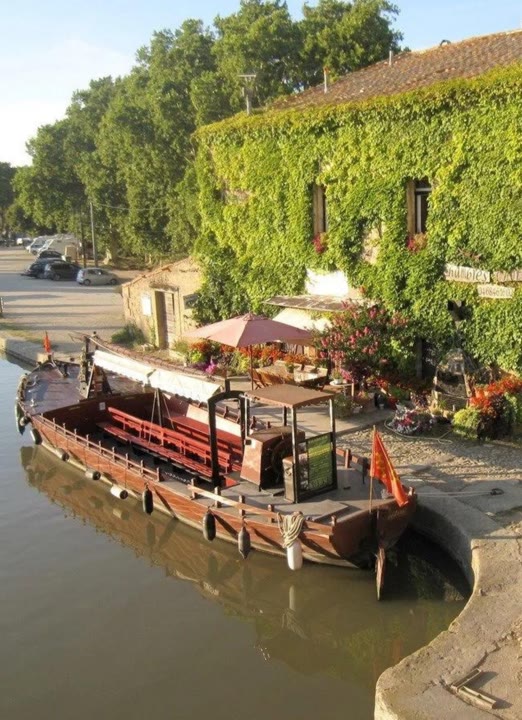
[15,337,416,589]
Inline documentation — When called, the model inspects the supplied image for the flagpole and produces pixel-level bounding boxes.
[369,425,376,513]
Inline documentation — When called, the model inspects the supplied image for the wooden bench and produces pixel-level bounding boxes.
[97,421,214,476]
[102,406,237,475]
[168,412,243,472]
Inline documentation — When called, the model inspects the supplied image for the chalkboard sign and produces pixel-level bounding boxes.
[305,433,335,496]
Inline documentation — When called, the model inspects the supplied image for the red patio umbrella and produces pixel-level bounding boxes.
[185,313,312,388]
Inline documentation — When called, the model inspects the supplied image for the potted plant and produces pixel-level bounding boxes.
[331,370,344,385]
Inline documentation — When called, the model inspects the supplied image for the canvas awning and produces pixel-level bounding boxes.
[93,350,221,403]
[94,350,155,384]
[148,368,221,403]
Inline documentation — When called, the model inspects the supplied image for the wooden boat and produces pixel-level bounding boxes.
[15,337,416,590]
[21,443,443,684]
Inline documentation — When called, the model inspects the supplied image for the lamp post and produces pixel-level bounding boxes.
[89,201,98,267]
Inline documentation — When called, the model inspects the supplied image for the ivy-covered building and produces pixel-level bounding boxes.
[195,30,522,373]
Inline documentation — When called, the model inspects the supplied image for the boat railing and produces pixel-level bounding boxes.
[41,416,160,484]
[188,481,330,533]
[40,416,335,533]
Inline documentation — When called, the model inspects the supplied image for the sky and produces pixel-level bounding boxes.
[1,0,521,167]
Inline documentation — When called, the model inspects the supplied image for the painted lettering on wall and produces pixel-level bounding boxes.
[444,264,491,283]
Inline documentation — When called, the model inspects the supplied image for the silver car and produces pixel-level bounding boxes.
[76,267,119,286]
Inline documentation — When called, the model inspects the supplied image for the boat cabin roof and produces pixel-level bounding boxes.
[243,385,331,409]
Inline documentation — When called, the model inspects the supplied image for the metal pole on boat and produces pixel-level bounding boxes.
[369,425,376,513]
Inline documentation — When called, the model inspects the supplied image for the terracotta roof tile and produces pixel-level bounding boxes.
[270,30,522,112]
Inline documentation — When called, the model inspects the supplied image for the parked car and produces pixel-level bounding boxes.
[36,249,63,260]
[42,261,81,281]
[21,258,63,278]
[76,267,119,286]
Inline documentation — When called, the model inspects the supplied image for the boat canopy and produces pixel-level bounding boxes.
[93,350,222,403]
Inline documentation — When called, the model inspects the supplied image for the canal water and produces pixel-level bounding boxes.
[1,356,468,720]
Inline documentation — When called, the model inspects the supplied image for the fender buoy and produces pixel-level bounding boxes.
[202,510,216,542]
[15,405,25,435]
[30,427,42,445]
[110,484,128,500]
[57,450,69,462]
[142,487,154,515]
[238,526,251,559]
[286,540,303,571]
[85,469,101,481]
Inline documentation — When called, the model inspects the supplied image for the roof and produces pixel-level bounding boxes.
[121,256,200,288]
[244,384,331,409]
[271,30,522,112]
[266,294,350,312]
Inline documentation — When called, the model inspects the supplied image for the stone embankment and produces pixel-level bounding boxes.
[343,431,522,719]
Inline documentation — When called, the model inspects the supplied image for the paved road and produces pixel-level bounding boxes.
[0,247,140,357]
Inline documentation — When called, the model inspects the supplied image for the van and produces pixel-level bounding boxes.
[27,237,49,254]
[41,235,79,257]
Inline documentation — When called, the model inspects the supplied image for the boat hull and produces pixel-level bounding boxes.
[28,413,416,568]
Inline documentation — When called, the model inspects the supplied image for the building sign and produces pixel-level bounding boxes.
[477,284,515,299]
[492,270,522,283]
[444,264,490,283]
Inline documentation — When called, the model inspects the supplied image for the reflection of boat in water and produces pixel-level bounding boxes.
[21,445,466,687]
[15,337,416,584]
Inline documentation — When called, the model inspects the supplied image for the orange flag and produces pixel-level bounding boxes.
[43,332,51,354]
[370,429,410,507]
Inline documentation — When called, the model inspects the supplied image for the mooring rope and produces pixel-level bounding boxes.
[277,511,305,548]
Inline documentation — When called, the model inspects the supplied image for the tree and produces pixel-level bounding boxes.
[213,0,300,111]
[0,162,16,236]
[299,0,402,87]
[14,120,85,232]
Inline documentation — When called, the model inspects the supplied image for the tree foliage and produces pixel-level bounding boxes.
[8,1,402,259]
[0,162,15,234]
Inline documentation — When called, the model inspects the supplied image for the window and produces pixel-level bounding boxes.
[407,178,431,235]
[312,184,328,235]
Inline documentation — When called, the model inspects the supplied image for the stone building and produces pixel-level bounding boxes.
[121,257,202,349]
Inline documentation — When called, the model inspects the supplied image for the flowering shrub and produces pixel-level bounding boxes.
[316,303,415,383]
[465,374,522,438]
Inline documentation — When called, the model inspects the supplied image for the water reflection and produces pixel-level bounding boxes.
[21,444,468,692]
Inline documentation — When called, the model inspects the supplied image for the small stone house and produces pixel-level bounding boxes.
[121,257,202,349]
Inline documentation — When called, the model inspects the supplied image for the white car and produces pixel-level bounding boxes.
[76,267,119,286]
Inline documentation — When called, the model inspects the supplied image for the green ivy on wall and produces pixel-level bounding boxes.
[194,65,522,371]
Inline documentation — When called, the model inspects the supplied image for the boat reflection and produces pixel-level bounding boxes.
[21,445,467,688]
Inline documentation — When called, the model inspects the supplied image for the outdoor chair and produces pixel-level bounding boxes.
[250,368,265,389]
